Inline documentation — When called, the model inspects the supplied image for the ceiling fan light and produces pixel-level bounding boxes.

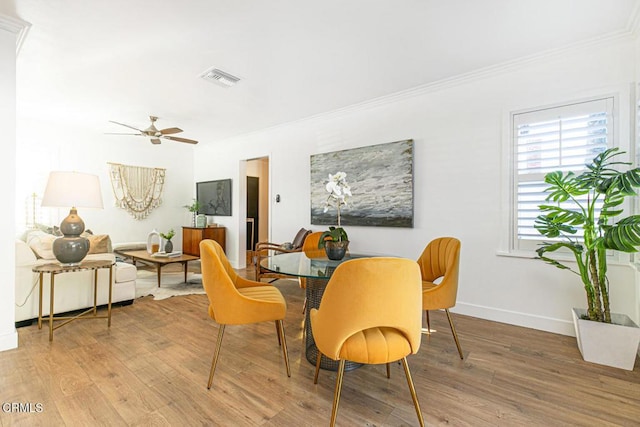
[109,116,197,145]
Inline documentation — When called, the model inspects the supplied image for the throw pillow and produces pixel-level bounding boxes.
[26,230,57,260]
[86,234,112,254]
[292,228,311,249]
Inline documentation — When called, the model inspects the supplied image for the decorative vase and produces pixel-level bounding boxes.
[164,239,173,253]
[324,240,349,261]
[572,308,640,370]
[147,229,160,254]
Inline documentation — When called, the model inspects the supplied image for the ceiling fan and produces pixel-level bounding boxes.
[107,116,198,145]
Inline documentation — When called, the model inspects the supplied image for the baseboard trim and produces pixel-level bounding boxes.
[0,329,18,352]
[453,302,576,337]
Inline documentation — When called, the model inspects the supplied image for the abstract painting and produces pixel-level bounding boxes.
[310,139,414,227]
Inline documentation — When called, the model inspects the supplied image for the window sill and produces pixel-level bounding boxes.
[496,249,635,268]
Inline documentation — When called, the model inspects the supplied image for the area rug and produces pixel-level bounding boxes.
[135,270,205,300]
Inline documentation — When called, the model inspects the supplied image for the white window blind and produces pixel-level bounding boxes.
[512,97,614,250]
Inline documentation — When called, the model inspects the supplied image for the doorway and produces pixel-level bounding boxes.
[247,176,259,251]
[245,157,269,265]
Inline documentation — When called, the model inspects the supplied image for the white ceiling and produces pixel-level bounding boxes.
[13,0,640,146]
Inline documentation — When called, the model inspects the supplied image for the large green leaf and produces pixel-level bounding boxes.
[535,204,587,238]
[608,168,640,196]
[535,217,577,238]
[603,216,640,252]
[536,241,583,272]
[576,147,630,189]
[543,171,587,202]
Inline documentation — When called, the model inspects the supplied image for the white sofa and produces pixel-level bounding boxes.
[15,232,137,326]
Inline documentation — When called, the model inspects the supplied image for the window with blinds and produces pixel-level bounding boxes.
[512,97,614,251]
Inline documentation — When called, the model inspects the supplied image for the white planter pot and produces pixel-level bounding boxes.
[572,308,640,371]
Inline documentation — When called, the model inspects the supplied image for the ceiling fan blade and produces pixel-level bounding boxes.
[159,127,183,135]
[104,132,142,136]
[163,135,198,144]
[108,120,143,133]
[150,138,162,144]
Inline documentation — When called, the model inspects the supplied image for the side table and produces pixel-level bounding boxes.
[32,259,115,341]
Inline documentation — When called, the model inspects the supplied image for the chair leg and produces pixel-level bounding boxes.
[425,310,431,334]
[207,324,225,389]
[275,321,282,346]
[276,320,291,377]
[386,363,391,379]
[302,297,307,314]
[400,357,425,427]
[445,309,464,359]
[313,351,322,384]
[330,359,346,427]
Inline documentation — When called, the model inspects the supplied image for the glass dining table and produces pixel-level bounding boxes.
[260,251,377,371]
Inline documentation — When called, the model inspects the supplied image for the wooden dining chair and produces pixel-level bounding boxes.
[310,257,424,427]
[254,228,311,281]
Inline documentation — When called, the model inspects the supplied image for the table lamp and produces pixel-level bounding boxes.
[41,171,104,265]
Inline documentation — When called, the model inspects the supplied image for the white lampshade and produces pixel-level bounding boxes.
[41,171,104,209]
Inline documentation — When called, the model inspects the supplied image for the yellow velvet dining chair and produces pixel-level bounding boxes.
[417,237,464,359]
[299,231,325,313]
[302,231,325,258]
[199,239,291,389]
[310,257,425,427]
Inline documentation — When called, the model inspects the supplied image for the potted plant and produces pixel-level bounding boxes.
[535,147,640,370]
[160,228,175,253]
[183,199,201,227]
[318,172,352,260]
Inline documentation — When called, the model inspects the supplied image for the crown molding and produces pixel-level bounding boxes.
[627,2,640,37]
[326,30,636,117]
[212,26,639,145]
[0,14,31,54]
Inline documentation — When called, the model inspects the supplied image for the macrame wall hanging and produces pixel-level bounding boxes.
[108,162,165,220]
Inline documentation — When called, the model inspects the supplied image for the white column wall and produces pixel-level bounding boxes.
[0,15,21,352]
[194,35,639,336]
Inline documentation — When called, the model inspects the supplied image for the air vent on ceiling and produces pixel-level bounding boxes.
[199,67,241,88]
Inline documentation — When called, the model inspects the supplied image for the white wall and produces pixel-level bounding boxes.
[194,35,640,336]
[0,14,22,352]
[14,118,196,249]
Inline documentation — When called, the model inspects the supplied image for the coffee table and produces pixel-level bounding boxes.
[117,250,199,287]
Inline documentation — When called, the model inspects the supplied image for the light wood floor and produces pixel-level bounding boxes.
[1,266,639,426]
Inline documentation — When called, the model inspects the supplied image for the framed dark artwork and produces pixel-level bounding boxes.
[310,139,414,227]
[196,179,232,216]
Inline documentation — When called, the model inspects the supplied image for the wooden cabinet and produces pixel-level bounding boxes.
[182,226,226,257]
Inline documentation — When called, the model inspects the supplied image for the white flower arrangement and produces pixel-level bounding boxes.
[323,171,352,227]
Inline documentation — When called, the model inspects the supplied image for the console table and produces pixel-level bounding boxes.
[182,226,226,256]
[33,259,115,341]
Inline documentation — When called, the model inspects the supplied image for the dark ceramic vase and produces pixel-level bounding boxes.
[164,240,173,253]
[53,208,89,265]
[324,240,349,261]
